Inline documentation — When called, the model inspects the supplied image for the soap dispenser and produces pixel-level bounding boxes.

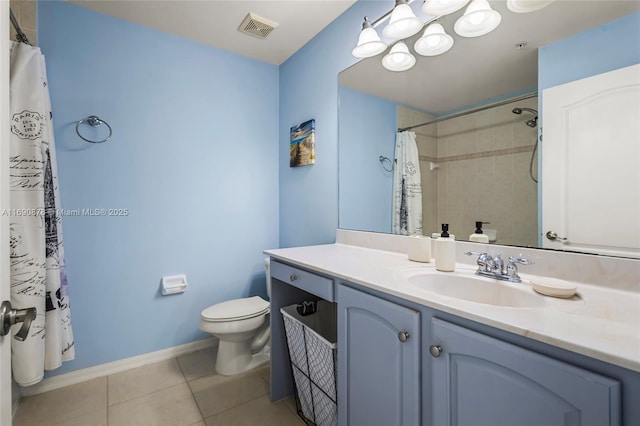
[469,221,490,243]
[435,224,456,272]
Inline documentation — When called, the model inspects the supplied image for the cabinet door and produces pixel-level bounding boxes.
[337,285,420,426]
[431,318,621,426]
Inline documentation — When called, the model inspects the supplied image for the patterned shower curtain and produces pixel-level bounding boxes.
[392,131,423,235]
[9,41,74,386]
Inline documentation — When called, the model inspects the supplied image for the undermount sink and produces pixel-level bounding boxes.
[400,269,547,308]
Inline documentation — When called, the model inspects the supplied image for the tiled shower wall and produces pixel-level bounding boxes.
[398,97,539,246]
[10,0,37,44]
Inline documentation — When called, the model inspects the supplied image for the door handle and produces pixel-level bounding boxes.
[1,300,37,341]
[546,231,568,241]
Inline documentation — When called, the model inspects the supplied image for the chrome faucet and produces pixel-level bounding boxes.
[465,252,533,283]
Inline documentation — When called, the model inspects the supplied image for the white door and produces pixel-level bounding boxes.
[542,64,640,258]
[1,3,14,425]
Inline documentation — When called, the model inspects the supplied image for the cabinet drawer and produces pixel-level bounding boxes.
[271,260,334,302]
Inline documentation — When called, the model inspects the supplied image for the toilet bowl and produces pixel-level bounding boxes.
[199,259,272,375]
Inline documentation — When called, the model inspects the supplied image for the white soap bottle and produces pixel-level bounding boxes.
[435,224,456,272]
[469,221,490,243]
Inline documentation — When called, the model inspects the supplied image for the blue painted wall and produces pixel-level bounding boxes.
[38,2,279,374]
[338,86,396,233]
[278,0,390,248]
[539,11,640,91]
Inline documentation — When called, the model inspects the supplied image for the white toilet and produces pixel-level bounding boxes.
[199,258,271,375]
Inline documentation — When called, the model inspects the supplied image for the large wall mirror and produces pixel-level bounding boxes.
[338,1,640,259]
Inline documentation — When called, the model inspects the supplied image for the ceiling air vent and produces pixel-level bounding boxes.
[238,13,279,39]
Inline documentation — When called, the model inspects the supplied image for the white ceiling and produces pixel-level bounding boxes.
[340,1,640,115]
[70,0,356,65]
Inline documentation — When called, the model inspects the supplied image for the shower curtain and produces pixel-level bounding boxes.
[9,42,75,386]
[392,131,423,235]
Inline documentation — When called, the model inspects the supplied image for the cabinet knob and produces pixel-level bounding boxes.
[289,274,298,282]
[398,331,410,342]
[429,345,443,357]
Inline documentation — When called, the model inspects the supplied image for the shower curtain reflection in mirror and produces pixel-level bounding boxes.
[392,131,422,235]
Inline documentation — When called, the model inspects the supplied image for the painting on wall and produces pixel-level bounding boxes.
[290,119,315,167]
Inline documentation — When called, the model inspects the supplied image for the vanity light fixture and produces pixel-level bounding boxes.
[454,0,502,37]
[383,0,425,40]
[382,42,417,71]
[507,0,555,13]
[353,0,523,71]
[422,0,470,17]
[352,17,388,58]
[414,22,454,56]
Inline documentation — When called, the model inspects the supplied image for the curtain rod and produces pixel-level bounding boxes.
[10,8,32,45]
[398,92,538,132]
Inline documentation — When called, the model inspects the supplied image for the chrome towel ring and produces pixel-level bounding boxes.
[379,155,394,172]
[76,115,112,143]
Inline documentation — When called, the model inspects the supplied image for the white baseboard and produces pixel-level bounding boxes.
[20,338,217,397]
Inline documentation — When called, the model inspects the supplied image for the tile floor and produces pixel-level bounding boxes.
[13,347,305,426]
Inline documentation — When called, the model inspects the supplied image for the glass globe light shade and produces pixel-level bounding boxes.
[383,3,424,40]
[507,0,555,13]
[422,0,471,17]
[414,22,454,56]
[352,27,387,58]
[454,0,501,37]
[382,42,416,72]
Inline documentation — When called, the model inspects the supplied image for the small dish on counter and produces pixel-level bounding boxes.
[530,277,578,298]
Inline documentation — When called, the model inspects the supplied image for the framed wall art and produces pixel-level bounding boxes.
[290,119,315,167]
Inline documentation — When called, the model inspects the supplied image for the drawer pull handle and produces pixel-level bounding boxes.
[429,345,443,357]
[290,274,298,282]
[398,331,410,342]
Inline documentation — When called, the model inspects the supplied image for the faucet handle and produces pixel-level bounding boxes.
[506,256,533,283]
[465,252,491,271]
[464,251,488,262]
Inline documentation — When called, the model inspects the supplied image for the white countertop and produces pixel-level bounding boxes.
[265,243,640,373]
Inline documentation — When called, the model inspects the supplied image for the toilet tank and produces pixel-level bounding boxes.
[264,257,271,299]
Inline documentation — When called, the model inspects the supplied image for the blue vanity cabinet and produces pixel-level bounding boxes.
[270,261,639,425]
[337,284,420,426]
[430,318,621,426]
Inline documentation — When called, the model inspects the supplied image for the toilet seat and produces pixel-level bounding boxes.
[201,296,269,322]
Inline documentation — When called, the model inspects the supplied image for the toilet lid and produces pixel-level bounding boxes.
[201,296,269,322]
